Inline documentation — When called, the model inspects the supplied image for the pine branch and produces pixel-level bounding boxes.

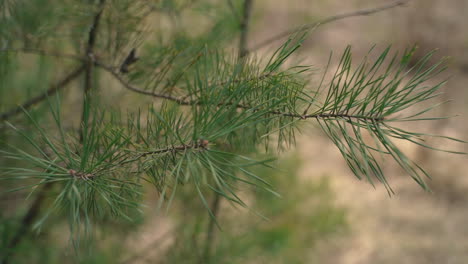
[64,140,210,180]
[96,61,383,123]
[0,65,86,121]
[101,44,463,192]
[118,140,210,167]
[250,0,410,52]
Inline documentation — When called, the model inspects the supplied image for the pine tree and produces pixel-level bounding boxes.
[0,0,465,263]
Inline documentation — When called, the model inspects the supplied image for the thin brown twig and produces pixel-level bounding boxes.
[98,62,190,104]
[118,140,209,167]
[0,65,86,121]
[98,62,384,122]
[249,0,410,52]
[58,140,210,181]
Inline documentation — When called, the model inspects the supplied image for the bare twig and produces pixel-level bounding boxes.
[0,66,86,121]
[250,0,410,52]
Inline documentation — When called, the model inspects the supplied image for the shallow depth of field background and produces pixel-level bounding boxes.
[1,0,468,263]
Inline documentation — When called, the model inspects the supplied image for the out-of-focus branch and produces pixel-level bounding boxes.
[1,172,54,264]
[80,0,106,142]
[238,0,253,58]
[0,66,86,121]
[0,48,86,62]
[200,194,221,264]
[250,0,410,52]
[98,62,385,123]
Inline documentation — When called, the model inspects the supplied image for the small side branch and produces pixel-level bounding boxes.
[118,140,209,167]
[0,66,86,121]
[274,111,384,122]
[250,0,410,52]
[134,140,209,159]
[97,63,190,105]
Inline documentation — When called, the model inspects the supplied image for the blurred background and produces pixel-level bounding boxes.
[1,0,468,263]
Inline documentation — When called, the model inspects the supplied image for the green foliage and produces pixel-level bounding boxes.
[311,46,463,193]
[0,0,465,262]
